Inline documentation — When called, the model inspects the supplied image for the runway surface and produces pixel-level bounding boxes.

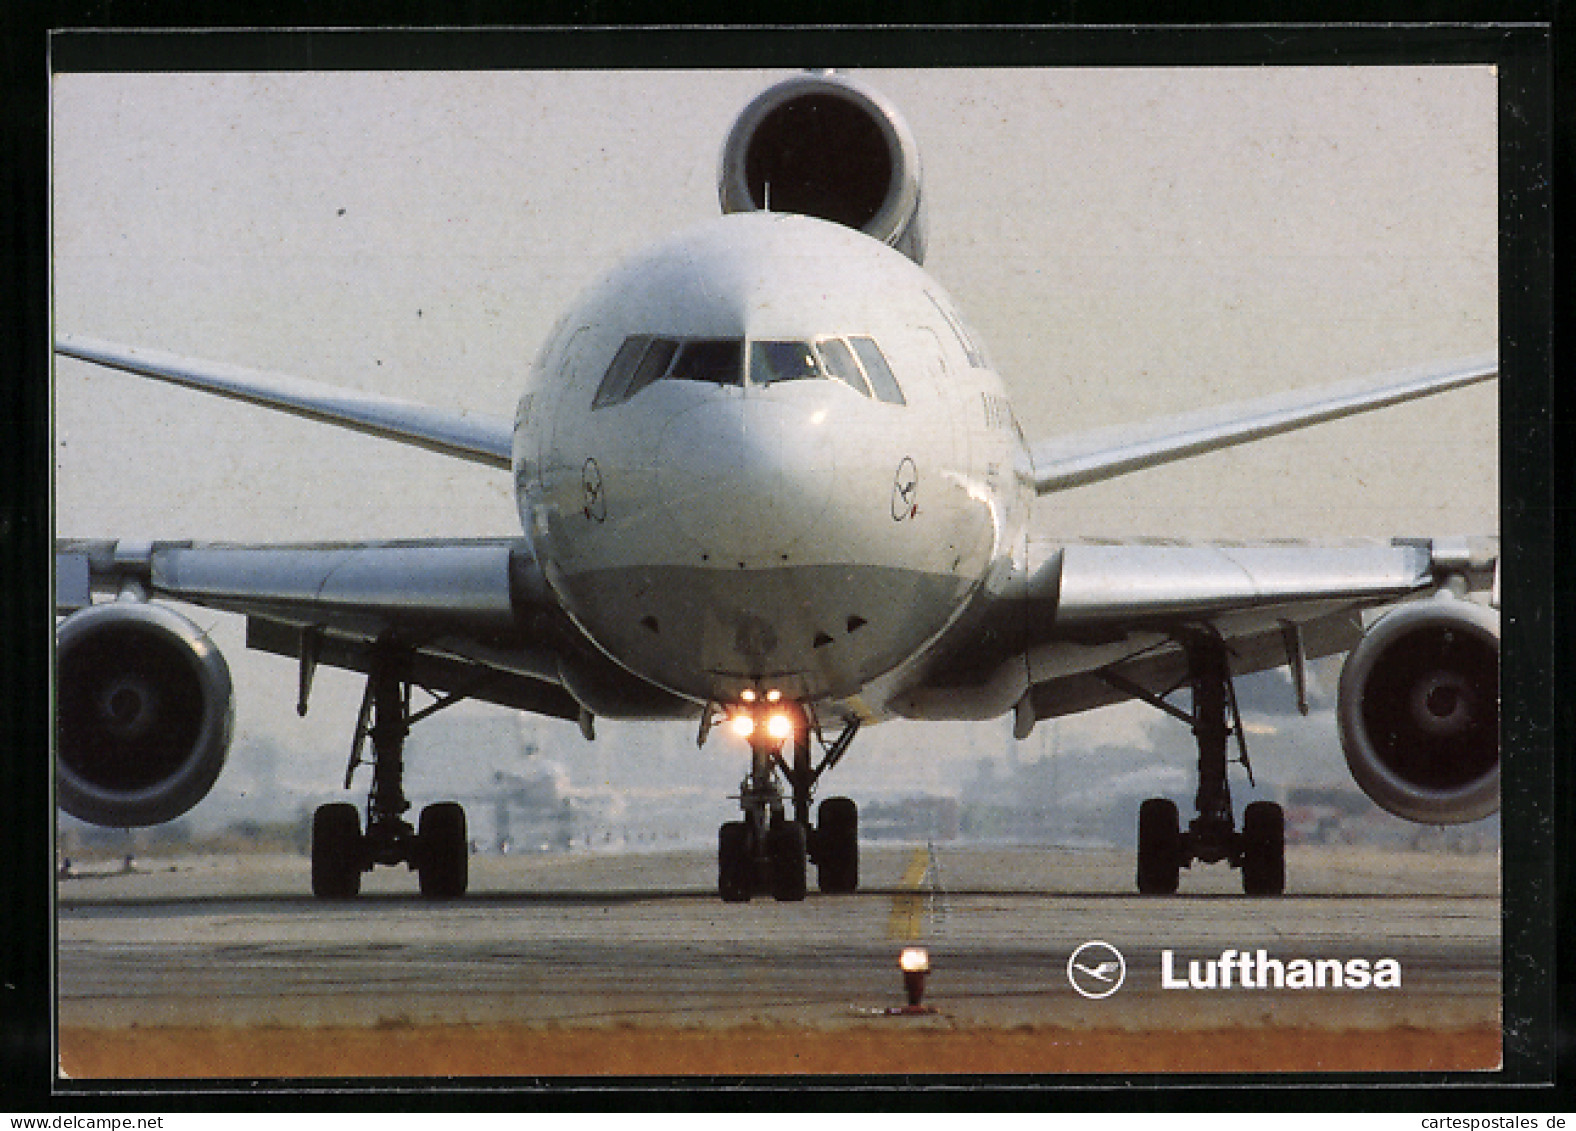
[57,843,1502,1079]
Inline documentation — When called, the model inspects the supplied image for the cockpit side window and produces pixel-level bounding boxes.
[666,339,745,387]
[814,338,873,397]
[592,335,653,409]
[624,337,680,399]
[849,336,907,405]
[592,335,680,409]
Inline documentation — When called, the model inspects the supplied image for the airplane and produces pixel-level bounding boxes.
[53,70,1499,902]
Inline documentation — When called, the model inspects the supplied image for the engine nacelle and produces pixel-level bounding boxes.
[56,601,234,827]
[720,72,926,263]
[1337,597,1499,825]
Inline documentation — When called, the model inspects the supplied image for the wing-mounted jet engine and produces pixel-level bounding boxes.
[56,601,234,827]
[719,71,926,264]
[1337,596,1500,824]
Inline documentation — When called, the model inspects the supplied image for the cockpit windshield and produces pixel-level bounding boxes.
[592,335,905,408]
[750,340,821,385]
[668,339,745,387]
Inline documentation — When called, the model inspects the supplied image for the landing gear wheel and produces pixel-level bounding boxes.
[417,801,469,899]
[1136,797,1182,895]
[1240,801,1286,896]
[312,802,364,899]
[767,821,808,902]
[815,797,859,894]
[718,821,752,903]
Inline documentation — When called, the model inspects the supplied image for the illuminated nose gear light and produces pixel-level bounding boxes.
[728,691,792,744]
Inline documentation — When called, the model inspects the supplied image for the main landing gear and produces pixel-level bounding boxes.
[309,642,471,900]
[716,701,861,903]
[1128,630,1285,897]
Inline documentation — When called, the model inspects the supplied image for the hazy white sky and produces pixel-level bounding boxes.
[51,67,1499,826]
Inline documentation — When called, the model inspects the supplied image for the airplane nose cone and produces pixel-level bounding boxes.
[656,397,836,563]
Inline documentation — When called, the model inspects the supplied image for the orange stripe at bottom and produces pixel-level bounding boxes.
[59,1023,1502,1080]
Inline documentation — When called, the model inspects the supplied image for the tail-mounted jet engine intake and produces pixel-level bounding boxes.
[56,601,234,827]
[719,71,926,263]
[1336,597,1499,825]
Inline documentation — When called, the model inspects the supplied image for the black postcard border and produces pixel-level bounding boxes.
[4,11,1565,1110]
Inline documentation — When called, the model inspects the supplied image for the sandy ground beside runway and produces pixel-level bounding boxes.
[59,1022,1500,1078]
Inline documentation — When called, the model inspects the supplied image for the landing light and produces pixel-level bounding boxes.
[765,689,782,703]
[741,689,758,703]
[730,714,756,738]
[766,713,793,741]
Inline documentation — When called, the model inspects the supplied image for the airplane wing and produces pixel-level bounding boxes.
[55,536,583,722]
[906,535,1498,737]
[56,335,515,469]
[1027,355,1496,494]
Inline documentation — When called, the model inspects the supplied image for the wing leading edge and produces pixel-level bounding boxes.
[1028,355,1496,495]
[56,335,515,470]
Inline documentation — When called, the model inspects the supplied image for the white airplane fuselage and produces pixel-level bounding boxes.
[512,212,1032,713]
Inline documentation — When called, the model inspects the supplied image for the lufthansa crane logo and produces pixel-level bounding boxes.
[1067,940,1127,1000]
[891,457,919,521]
[581,458,606,523]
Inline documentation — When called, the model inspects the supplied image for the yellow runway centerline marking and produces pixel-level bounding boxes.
[886,846,931,940]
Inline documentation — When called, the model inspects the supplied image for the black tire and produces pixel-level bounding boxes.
[311,802,363,899]
[417,801,469,899]
[718,821,752,902]
[1136,797,1182,895]
[767,821,808,903]
[1241,801,1286,896]
[816,797,859,894]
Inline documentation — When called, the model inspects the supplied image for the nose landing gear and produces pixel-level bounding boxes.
[716,705,860,902]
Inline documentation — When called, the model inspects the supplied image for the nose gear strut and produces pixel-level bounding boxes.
[716,704,861,902]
